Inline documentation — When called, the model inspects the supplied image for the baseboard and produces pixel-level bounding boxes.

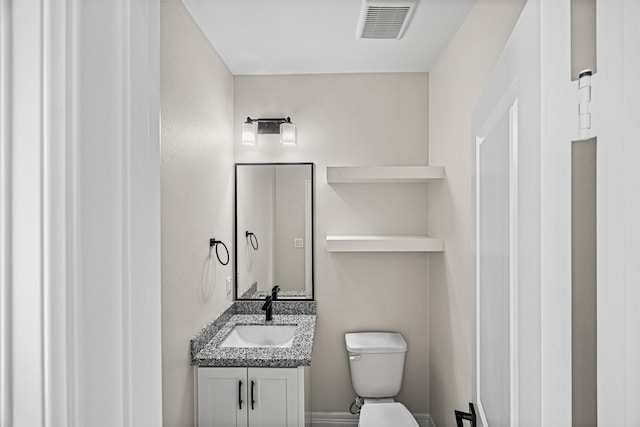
[309,412,436,427]
[309,412,358,427]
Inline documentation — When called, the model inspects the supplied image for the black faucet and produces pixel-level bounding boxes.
[262,295,273,322]
[271,285,280,300]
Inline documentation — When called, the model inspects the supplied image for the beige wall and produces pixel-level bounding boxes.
[160,2,235,426]
[428,1,525,425]
[234,73,431,413]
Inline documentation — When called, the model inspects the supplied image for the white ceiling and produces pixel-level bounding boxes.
[181,0,477,75]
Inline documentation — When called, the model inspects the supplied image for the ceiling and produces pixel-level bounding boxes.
[181,0,477,75]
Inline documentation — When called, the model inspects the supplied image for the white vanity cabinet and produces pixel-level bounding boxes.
[197,366,307,427]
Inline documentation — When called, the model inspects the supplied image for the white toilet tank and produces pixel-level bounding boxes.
[345,332,407,398]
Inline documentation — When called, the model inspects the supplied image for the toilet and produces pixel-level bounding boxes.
[345,332,419,427]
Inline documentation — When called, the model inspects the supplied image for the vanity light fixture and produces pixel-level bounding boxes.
[280,118,297,146]
[241,119,258,146]
[241,116,297,146]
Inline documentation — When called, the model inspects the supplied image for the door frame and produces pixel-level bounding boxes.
[0,1,162,426]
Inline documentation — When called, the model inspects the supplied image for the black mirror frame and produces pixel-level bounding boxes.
[234,162,315,301]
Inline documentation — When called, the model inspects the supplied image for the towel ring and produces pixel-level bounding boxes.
[209,238,229,265]
[245,231,259,250]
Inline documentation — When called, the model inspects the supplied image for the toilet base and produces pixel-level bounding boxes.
[358,402,419,427]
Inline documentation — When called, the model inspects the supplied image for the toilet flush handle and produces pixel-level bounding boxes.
[349,353,362,361]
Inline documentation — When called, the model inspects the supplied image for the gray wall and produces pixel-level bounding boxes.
[161,2,234,426]
[572,139,597,427]
[571,2,598,425]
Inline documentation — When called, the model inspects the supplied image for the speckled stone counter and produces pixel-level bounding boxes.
[239,282,311,299]
[190,301,316,368]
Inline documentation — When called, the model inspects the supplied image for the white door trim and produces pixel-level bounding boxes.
[42,1,79,425]
[539,2,573,424]
[508,100,519,427]
[595,0,640,423]
[7,2,47,425]
[1,1,162,426]
[0,1,14,425]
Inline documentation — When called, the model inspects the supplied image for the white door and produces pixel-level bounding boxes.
[247,368,299,427]
[471,0,574,425]
[471,0,640,426]
[197,368,248,427]
[594,0,640,424]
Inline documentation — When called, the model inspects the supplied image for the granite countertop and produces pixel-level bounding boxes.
[191,301,316,368]
[239,282,311,299]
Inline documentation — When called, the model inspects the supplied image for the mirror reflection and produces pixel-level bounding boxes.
[235,163,314,300]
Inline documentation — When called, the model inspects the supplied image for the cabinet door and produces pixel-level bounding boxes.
[247,368,299,427]
[197,368,248,427]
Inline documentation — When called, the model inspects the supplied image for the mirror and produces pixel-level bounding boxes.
[235,163,314,300]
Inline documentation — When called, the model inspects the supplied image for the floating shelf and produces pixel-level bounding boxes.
[326,166,444,184]
[326,235,444,253]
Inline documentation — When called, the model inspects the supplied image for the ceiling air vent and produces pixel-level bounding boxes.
[356,0,418,40]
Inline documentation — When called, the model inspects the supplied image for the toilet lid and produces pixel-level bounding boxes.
[359,403,419,427]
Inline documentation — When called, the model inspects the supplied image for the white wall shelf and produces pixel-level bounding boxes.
[326,166,444,184]
[325,235,444,252]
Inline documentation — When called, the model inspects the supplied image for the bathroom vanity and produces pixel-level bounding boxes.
[191,162,316,426]
[197,366,306,427]
[191,301,316,427]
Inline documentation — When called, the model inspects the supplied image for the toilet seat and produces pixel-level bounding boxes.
[358,402,419,427]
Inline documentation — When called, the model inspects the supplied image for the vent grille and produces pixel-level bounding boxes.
[357,0,418,40]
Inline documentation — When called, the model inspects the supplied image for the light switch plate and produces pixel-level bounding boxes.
[226,276,232,296]
[293,238,304,248]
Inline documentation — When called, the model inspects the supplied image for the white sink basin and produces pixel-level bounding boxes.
[220,325,297,348]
